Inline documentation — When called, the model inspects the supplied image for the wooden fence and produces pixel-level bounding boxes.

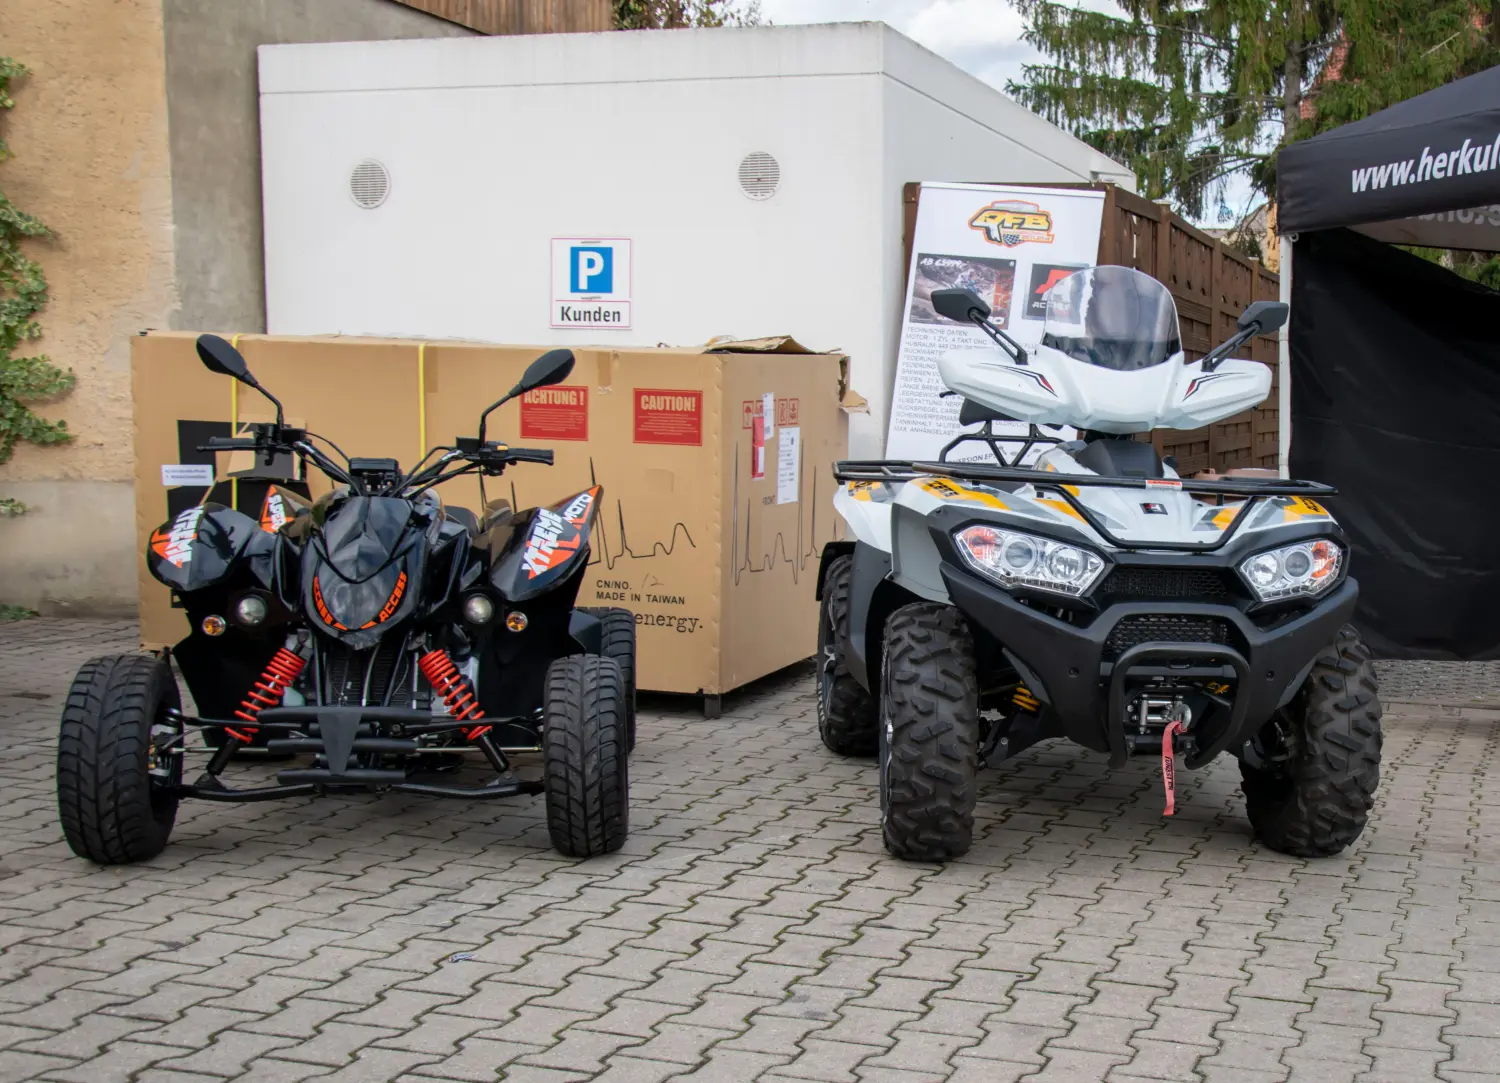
[902,183,1280,474]
[391,0,613,34]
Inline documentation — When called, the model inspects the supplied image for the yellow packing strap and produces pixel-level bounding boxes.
[417,341,428,460]
[229,333,241,512]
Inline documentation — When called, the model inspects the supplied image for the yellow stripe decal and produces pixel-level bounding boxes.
[1038,498,1084,521]
[917,478,1009,510]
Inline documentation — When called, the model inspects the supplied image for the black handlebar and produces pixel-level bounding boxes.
[505,448,554,466]
[198,433,554,499]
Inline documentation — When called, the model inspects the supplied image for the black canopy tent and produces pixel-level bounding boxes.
[1276,65,1500,659]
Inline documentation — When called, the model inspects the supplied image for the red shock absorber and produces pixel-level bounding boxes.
[418,649,490,739]
[230,647,307,743]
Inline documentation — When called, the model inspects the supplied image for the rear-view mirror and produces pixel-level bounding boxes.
[1237,301,1289,336]
[516,349,576,396]
[478,349,579,445]
[931,288,991,324]
[195,334,256,385]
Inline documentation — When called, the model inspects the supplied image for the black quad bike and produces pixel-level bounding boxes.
[57,336,635,864]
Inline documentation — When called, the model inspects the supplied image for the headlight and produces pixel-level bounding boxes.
[234,594,268,626]
[954,525,1104,597]
[463,595,495,625]
[1238,539,1343,601]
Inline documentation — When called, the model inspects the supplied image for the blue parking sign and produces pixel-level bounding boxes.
[570,246,613,294]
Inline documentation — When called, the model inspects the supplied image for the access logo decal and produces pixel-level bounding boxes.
[969,201,1055,247]
[1023,263,1088,320]
[261,491,291,533]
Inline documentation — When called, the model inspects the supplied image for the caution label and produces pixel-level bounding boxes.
[521,385,589,441]
[634,389,703,446]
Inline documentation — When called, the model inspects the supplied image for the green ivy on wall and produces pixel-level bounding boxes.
[1,56,73,516]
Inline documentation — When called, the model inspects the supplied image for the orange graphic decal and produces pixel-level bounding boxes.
[360,571,409,629]
[312,576,348,630]
[562,487,599,527]
[522,508,582,579]
[261,491,290,533]
[150,507,205,568]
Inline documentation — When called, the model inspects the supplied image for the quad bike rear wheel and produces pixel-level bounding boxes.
[1240,625,1382,858]
[57,654,182,865]
[879,603,980,862]
[817,555,879,756]
[581,606,637,753]
[543,655,629,857]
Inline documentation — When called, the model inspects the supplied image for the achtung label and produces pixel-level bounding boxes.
[520,385,589,441]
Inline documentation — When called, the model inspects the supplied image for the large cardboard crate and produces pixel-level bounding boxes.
[131,332,854,698]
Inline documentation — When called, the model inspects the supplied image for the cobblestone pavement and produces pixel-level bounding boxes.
[1375,660,1500,708]
[1,619,1498,1083]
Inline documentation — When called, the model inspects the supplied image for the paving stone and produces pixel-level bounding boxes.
[0,621,1497,1083]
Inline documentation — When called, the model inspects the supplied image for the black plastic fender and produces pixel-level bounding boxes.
[148,503,272,594]
[491,485,602,603]
[814,541,856,601]
[569,610,603,655]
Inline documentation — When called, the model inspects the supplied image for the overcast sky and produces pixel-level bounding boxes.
[756,0,1257,225]
[757,0,1041,92]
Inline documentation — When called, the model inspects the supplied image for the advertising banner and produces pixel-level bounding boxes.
[885,183,1105,461]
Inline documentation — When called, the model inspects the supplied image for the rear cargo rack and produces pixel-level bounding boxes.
[833,460,926,483]
[831,458,1338,554]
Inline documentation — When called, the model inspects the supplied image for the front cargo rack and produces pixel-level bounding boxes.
[832,458,1338,554]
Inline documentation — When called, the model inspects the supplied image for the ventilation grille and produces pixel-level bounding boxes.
[1094,566,1239,605]
[738,152,780,200]
[1104,615,1231,659]
[349,159,391,209]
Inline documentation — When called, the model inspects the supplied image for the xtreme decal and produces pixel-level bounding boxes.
[151,506,205,569]
[522,508,581,579]
[562,488,596,526]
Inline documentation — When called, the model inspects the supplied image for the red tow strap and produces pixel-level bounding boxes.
[1161,720,1183,816]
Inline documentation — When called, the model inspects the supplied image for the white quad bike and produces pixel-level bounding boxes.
[816,265,1380,862]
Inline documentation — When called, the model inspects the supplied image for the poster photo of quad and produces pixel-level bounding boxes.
[907,253,1017,327]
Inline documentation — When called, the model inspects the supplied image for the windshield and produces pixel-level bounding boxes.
[1040,265,1181,371]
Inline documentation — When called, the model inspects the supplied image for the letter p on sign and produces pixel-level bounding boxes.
[570,246,613,294]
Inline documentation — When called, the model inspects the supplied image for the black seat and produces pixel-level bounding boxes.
[959,398,1017,426]
[1073,438,1165,479]
[445,507,482,536]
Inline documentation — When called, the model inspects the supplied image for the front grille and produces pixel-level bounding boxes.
[1105,614,1231,657]
[322,639,413,706]
[1094,566,1238,604]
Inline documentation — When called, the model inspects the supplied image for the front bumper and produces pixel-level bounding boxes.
[165,705,543,802]
[940,566,1359,770]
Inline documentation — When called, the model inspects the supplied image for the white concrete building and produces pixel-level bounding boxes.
[258,22,1134,455]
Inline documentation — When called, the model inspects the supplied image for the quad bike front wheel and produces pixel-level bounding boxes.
[817,555,879,756]
[879,602,980,862]
[581,606,637,753]
[543,655,629,857]
[57,655,182,865]
[1240,624,1382,858]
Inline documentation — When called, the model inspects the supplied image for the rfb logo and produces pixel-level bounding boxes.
[570,246,613,295]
